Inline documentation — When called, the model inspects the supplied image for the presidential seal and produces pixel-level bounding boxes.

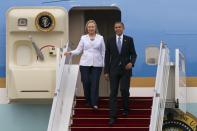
[35,12,55,32]
[163,109,197,131]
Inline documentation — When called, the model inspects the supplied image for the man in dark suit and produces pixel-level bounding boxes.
[104,22,137,125]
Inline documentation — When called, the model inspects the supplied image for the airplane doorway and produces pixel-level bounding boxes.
[69,7,121,96]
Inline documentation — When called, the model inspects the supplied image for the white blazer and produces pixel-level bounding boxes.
[71,34,105,67]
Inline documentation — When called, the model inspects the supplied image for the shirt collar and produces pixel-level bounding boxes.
[116,34,123,40]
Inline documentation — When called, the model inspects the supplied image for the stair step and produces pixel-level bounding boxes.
[73,114,150,118]
[73,109,151,117]
[73,117,150,119]
[75,102,152,109]
[76,99,153,102]
[72,118,150,126]
[71,124,149,127]
[74,109,151,115]
[75,100,152,109]
[76,97,152,100]
[71,127,149,131]
[74,108,151,110]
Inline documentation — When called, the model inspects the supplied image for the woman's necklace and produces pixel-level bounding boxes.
[89,34,96,41]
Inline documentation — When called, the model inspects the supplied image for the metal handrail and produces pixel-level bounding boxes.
[175,49,187,113]
[47,46,68,131]
[149,41,170,131]
[47,43,79,131]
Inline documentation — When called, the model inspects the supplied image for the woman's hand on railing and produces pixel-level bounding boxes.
[64,52,71,56]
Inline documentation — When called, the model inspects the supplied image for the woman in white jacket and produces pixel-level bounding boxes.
[64,20,105,109]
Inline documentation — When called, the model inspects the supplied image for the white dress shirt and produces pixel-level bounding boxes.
[71,34,105,67]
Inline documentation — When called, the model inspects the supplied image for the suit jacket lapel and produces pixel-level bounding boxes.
[113,36,119,54]
[120,35,127,54]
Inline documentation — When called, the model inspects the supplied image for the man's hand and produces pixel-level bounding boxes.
[104,73,109,80]
[125,63,132,70]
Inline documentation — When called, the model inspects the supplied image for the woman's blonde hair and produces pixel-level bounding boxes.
[85,20,99,34]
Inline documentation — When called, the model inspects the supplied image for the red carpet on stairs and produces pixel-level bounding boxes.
[70,97,152,131]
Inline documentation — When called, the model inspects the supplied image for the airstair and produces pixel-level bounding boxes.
[47,42,187,131]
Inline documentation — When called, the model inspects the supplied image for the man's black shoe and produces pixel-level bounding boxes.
[122,110,129,117]
[109,118,116,126]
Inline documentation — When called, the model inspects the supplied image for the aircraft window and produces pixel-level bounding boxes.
[145,45,159,65]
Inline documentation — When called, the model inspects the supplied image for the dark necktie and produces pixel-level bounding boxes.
[117,37,122,53]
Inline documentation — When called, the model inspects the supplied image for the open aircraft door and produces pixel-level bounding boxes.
[6,7,68,99]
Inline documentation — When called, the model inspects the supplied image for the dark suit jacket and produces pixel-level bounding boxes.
[104,35,137,76]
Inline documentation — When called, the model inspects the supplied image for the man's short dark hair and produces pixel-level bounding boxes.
[114,21,124,28]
